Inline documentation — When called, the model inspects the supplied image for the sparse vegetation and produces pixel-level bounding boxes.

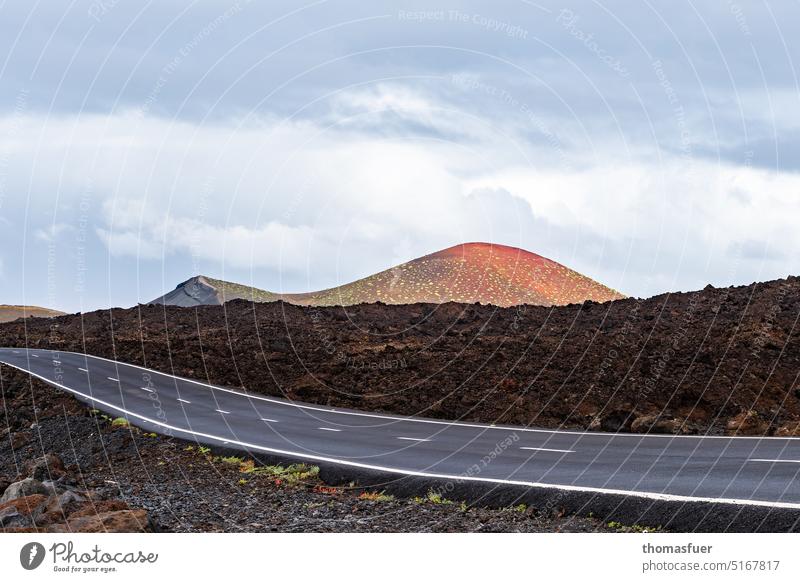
[238,462,320,485]
[414,490,454,505]
[358,491,395,502]
[220,455,243,465]
[111,417,130,427]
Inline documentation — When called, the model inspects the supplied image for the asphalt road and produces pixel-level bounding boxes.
[2,347,800,509]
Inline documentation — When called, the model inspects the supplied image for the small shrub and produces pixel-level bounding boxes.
[111,417,130,427]
[358,491,394,502]
[220,456,243,465]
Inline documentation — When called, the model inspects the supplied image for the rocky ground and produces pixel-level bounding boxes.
[2,275,799,435]
[0,369,626,532]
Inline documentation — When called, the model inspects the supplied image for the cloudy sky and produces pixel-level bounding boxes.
[0,0,798,312]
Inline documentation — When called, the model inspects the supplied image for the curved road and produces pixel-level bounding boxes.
[2,347,800,509]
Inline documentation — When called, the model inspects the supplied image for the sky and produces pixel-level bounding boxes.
[0,0,798,312]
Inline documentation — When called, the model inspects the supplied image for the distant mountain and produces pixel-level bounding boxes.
[149,243,625,308]
[0,305,65,323]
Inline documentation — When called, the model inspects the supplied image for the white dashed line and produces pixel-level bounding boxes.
[397,437,430,442]
[520,447,575,454]
[140,387,154,393]
[31,354,39,358]
[107,377,119,382]
[12,350,19,353]
[748,459,800,464]
[78,368,88,372]
[261,418,278,423]
[177,398,191,404]
[216,409,230,414]
[318,427,341,432]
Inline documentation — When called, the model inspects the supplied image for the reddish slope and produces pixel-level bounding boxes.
[280,242,625,307]
[0,305,65,324]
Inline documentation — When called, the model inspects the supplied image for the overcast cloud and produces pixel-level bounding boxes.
[0,0,798,311]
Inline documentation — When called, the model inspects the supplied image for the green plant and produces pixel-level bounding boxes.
[238,478,248,485]
[415,490,453,505]
[111,417,130,427]
[358,491,394,502]
[197,446,210,455]
[242,463,320,485]
[220,456,243,465]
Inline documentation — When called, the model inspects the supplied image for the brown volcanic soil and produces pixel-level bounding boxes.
[2,275,800,435]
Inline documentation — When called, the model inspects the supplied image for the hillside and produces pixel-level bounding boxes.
[150,243,625,308]
[8,274,800,436]
[0,305,65,324]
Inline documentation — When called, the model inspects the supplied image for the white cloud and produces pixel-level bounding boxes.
[1,84,799,298]
[34,223,73,242]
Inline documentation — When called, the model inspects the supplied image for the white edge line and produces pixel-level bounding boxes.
[748,459,800,463]
[25,348,799,442]
[3,359,800,510]
[521,447,575,453]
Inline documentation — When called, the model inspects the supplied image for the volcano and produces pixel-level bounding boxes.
[0,305,65,323]
[150,243,625,308]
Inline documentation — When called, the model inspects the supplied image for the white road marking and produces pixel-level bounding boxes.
[261,418,278,423]
[216,409,230,414]
[12,350,19,353]
[78,368,88,372]
[748,458,800,464]
[397,437,430,442]
[318,427,341,432]
[140,387,154,393]
[5,358,800,510]
[31,354,39,357]
[177,398,191,404]
[107,377,119,382]
[521,447,575,454]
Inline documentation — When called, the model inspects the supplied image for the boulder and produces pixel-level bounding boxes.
[69,499,129,519]
[9,431,31,449]
[589,409,635,432]
[26,453,66,481]
[775,421,800,437]
[36,491,86,525]
[631,414,684,434]
[49,509,154,533]
[0,493,48,528]
[0,478,48,503]
[726,410,768,436]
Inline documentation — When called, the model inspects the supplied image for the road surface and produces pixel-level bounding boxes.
[2,347,799,509]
